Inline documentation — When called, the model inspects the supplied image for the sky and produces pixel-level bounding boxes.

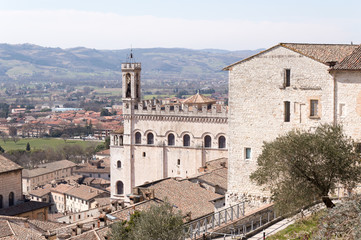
[0,0,360,50]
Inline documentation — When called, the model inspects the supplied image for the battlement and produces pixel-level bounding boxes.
[126,99,228,118]
[121,63,141,70]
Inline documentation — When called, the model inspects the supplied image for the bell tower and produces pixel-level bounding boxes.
[122,51,141,114]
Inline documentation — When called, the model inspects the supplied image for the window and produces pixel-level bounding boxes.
[9,192,14,206]
[284,69,291,87]
[284,101,290,122]
[218,136,226,149]
[183,134,190,147]
[135,132,141,144]
[116,181,124,195]
[310,100,319,117]
[245,148,252,160]
[143,152,146,157]
[177,159,180,165]
[204,135,212,148]
[117,160,121,168]
[168,133,175,146]
[0,195,2,209]
[147,133,154,145]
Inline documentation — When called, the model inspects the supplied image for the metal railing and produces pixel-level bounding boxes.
[183,202,245,239]
[183,203,277,239]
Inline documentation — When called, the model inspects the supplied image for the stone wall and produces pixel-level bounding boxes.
[0,169,23,208]
[226,46,334,205]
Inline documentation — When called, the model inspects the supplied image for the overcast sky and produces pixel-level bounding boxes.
[0,0,360,50]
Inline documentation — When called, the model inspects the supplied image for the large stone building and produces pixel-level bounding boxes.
[224,43,361,206]
[110,60,228,203]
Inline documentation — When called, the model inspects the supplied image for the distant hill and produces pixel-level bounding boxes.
[0,44,263,83]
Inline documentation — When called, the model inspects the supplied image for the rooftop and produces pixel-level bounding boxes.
[0,201,52,216]
[334,44,361,70]
[183,93,216,105]
[138,178,221,220]
[22,160,76,178]
[65,185,106,201]
[0,155,22,174]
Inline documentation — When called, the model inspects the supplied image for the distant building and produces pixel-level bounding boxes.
[22,160,77,194]
[110,61,228,203]
[74,158,110,180]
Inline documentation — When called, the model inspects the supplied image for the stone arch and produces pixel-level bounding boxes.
[218,135,226,149]
[9,192,14,206]
[147,132,154,145]
[116,181,124,195]
[204,135,212,148]
[167,133,175,146]
[135,132,141,144]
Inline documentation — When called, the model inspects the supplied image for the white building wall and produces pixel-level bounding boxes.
[335,71,361,140]
[226,46,334,205]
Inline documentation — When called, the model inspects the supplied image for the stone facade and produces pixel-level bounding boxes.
[0,169,23,208]
[110,61,228,203]
[225,43,361,206]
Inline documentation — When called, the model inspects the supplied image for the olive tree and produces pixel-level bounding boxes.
[250,124,361,213]
[110,201,184,240]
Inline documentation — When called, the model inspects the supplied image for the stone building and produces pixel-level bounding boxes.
[224,43,361,206]
[0,155,23,208]
[110,59,228,203]
[22,160,77,194]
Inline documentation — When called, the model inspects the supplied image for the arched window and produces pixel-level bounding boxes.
[147,133,154,145]
[117,160,121,168]
[135,132,141,144]
[125,73,131,98]
[204,135,212,148]
[168,133,175,146]
[9,192,14,207]
[116,181,124,195]
[183,134,190,147]
[0,195,3,209]
[218,136,226,149]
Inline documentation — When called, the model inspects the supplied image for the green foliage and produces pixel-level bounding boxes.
[267,210,325,240]
[250,124,361,213]
[26,142,30,151]
[100,108,112,116]
[110,201,184,240]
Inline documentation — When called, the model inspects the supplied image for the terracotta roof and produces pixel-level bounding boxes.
[29,184,52,197]
[0,155,22,174]
[139,178,221,220]
[183,93,216,105]
[197,168,228,190]
[0,201,52,216]
[64,185,106,201]
[50,183,75,194]
[333,44,361,70]
[110,199,163,220]
[96,149,110,156]
[224,43,359,70]
[113,126,124,134]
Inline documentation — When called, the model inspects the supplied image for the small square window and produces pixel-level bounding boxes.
[245,148,251,160]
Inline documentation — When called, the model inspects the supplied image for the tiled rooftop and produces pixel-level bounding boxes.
[0,201,52,216]
[65,185,105,201]
[0,155,22,174]
[280,43,359,64]
[334,44,361,70]
[183,93,216,105]
[22,160,76,178]
[138,178,221,220]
